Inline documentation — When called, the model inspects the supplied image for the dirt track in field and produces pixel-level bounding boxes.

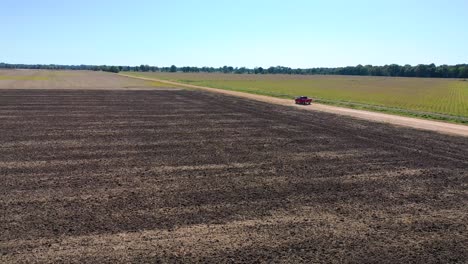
[119,74,468,137]
[1,88,467,263]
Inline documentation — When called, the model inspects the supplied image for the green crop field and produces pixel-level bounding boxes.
[123,72,468,123]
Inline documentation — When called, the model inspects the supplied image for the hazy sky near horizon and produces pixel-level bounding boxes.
[2,0,468,67]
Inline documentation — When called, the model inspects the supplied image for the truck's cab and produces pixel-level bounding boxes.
[295,96,312,105]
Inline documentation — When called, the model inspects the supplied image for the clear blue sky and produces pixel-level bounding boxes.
[2,0,468,67]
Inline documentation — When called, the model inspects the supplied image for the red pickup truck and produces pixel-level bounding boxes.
[295,96,313,105]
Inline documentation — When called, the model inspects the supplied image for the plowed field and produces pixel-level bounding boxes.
[1,88,467,263]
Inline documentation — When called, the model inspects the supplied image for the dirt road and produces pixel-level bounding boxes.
[120,74,468,137]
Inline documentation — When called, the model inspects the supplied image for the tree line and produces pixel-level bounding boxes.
[1,62,467,78]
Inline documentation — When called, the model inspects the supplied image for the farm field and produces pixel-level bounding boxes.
[124,72,468,123]
[0,69,174,89]
[1,74,467,262]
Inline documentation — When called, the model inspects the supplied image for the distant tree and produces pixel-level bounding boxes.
[267,67,276,74]
[235,67,248,74]
[458,66,468,78]
[222,66,230,73]
[354,64,365,75]
[402,64,414,77]
[414,64,428,77]
[254,67,264,74]
[1,62,468,78]
[139,64,150,72]
[387,64,401,77]
[108,66,120,73]
[427,63,437,77]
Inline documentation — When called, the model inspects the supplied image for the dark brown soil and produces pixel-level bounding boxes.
[1,89,467,263]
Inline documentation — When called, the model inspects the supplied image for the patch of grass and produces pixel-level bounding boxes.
[313,98,468,124]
